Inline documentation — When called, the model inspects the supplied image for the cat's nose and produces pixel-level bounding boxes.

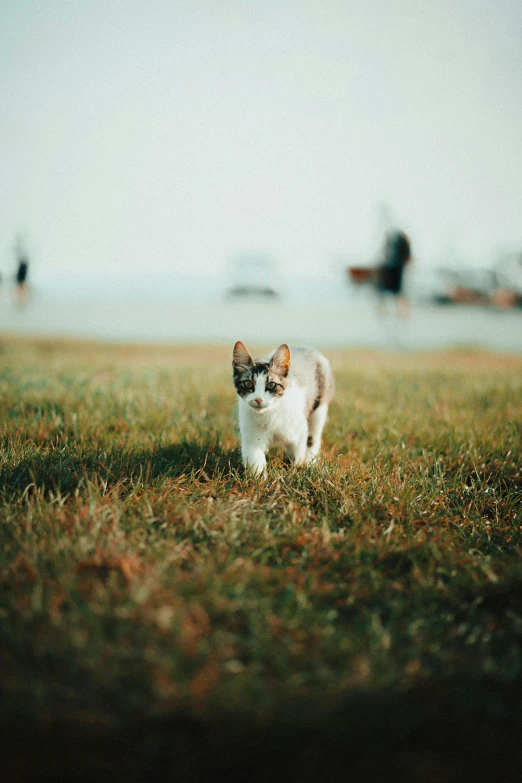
[254,397,263,405]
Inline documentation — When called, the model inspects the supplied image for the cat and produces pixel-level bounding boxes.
[232,340,334,475]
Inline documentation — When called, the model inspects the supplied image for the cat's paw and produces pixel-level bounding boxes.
[243,459,266,477]
[305,449,320,465]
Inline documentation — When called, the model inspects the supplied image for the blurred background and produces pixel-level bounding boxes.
[0,0,521,351]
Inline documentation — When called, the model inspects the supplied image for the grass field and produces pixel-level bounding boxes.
[1,336,521,782]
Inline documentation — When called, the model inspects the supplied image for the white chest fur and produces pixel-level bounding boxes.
[238,382,316,475]
[239,383,306,442]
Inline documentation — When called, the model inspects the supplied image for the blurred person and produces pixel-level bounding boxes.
[376,230,412,317]
[14,240,30,305]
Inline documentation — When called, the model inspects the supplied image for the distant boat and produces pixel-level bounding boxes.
[495,251,522,297]
[434,259,522,308]
[227,253,279,297]
[346,265,377,285]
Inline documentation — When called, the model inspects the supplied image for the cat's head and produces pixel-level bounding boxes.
[232,341,290,412]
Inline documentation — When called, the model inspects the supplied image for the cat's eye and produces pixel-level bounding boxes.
[266,381,277,392]
[241,380,255,392]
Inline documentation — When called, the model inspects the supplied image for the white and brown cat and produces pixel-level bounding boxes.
[232,341,334,475]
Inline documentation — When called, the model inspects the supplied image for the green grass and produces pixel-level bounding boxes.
[1,337,522,781]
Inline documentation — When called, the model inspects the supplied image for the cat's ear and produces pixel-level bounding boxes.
[233,341,254,372]
[270,344,291,378]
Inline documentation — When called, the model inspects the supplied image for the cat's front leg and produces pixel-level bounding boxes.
[242,443,267,476]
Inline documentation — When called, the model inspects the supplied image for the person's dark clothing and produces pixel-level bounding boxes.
[377,232,411,294]
[16,261,28,285]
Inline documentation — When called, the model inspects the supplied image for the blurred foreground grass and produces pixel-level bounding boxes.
[1,336,522,781]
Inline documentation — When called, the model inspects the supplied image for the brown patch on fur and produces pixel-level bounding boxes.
[309,358,325,414]
[266,367,288,396]
[233,341,254,370]
[270,344,291,378]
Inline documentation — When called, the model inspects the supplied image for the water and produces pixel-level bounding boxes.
[0,275,521,353]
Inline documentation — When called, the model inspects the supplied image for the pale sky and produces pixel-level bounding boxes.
[1,0,521,285]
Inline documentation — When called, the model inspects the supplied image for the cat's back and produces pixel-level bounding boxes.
[289,346,334,404]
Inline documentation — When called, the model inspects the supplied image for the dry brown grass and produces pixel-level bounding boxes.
[1,337,521,781]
